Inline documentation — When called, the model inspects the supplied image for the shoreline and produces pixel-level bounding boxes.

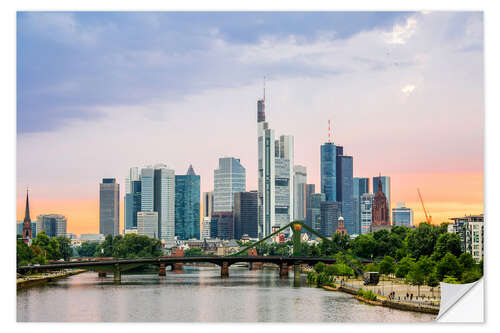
[17,269,86,289]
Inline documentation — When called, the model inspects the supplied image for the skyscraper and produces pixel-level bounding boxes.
[293,165,307,221]
[153,164,176,244]
[392,202,414,227]
[211,212,234,240]
[99,178,119,236]
[306,193,325,235]
[336,154,354,234]
[125,167,139,194]
[137,211,159,238]
[202,191,214,240]
[141,168,155,212]
[124,180,141,231]
[353,177,370,235]
[233,191,258,239]
[213,157,246,212]
[372,175,391,218]
[360,193,374,234]
[320,201,341,237]
[274,135,294,229]
[175,165,201,240]
[320,142,338,202]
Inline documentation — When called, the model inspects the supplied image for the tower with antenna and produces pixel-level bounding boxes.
[257,77,266,123]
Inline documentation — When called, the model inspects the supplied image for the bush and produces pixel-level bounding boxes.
[461,269,482,284]
[317,272,332,286]
[325,265,338,276]
[357,289,377,301]
[307,271,318,285]
[314,262,326,274]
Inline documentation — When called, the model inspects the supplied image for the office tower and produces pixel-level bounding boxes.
[125,167,139,194]
[137,211,159,238]
[372,175,391,218]
[202,192,214,219]
[124,180,141,231]
[154,164,176,244]
[360,193,374,234]
[353,177,370,235]
[214,157,246,212]
[320,142,338,202]
[99,178,119,236]
[233,191,258,239]
[201,217,211,240]
[293,165,307,221]
[22,189,32,242]
[211,212,233,240]
[336,154,354,234]
[306,193,325,235]
[274,135,294,230]
[371,179,391,232]
[36,214,67,237]
[141,168,154,212]
[175,165,201,240]
[305,184,316,220]
[392,202,414,227]
[320,201,342,237]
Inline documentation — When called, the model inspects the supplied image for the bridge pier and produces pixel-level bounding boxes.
[279,262,289,279]
[159,264,166,276]
[221,261,229,278]
[248,262,253,270]
[173,263,184,273]
[113,264,121,283]
[98,272,107,278]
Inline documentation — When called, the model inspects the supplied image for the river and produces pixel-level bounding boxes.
[17,266,436,322]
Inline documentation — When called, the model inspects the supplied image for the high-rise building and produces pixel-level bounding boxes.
[37,214,67,237]
[211,212,233,240]
[175,165,201,240]
[201,217,211,240]
[306,193,325,235]
[360,193,374,234]
[124,180,141,231]
[137,211,159,238]
[153,164,176,244]
[293,165,307,221]
[320,201,342,237]
[214,157,246,212]
[392,202,414,227]
[274,135,294,230]
[371,179,391,232]
[233,191,258,239]
[372,175,391,219]
[320,142,338,202]
[353,178,370,235]
[202,192,214,219]
[125,167,139,194]
[336,154,354,234]
[99,178,119,236]
[141,168,155,212]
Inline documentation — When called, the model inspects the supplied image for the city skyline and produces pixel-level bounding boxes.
[17,12,483,235]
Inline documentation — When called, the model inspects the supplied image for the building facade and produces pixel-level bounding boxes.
[320,201,342,237]
[214,157,246,212]
[154,165,176,244]
[392,202,414,227]
[211,212,234,240]
[371,179,391,232]
[124,180,141,231]
[99,178,120,236]
[320,142,338,202]
[353,177,370,235]
[175,165,201,240]
[36,214,67,237]
[137,211,159,239]
[336,154,354,234]
[293,165,307,221]
[449,214,484,263]
[233,191,258,239]
[360,193,375,234]
[372,175,391,219]
[17,221,37,238]
[306,193,325,235]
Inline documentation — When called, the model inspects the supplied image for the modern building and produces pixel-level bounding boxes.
[293,165,307,221]
[175,165,201,240]
[392,202,414,227]
[201,191,214,239]
[137,211,159,238]
[360,193,375,234]
[124,180,141,231]
[211,212,234,240]
[353,178,370,235]
[306,193,325,235]
[449,214,484,262]
[336,153,354,234]
[99,178,119,236]
[320,201,342,237]
[36,214,67,237]
[233,191,258,239]
[213,157,246,212]
[371,178,391,232]
[125,167,139,195]
[201,217,211,240]
[154,165,176,244]
[372,175,391,219]
[80,234,105,242]
[274,136,294,230]
[320,142,338,202]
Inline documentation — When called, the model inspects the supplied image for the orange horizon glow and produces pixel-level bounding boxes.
[16,171,483,236]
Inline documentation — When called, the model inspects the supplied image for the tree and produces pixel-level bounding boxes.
[314,262,326,273]
[461,269,482,283]
[406,266,425,297]
[436,252,461,280]
[458,252,475,271]
[55,236,72,260]
[406,223,442,259]
[364,262,379,272]
[432,233,461,261]
[395,255,415,278]
[32,231,62,260]
[78,242,100,257]
[351,234,377,259]
[379,256,395,275]
[17,239,32,266]
[184,247,203,257]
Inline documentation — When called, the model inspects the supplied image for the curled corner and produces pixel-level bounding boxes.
[436,278,483,321]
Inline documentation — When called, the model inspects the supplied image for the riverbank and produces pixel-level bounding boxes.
[17,269,86,289]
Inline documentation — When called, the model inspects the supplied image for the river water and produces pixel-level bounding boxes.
[17,266,436,322]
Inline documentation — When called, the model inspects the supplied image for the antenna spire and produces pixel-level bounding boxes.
[263,76,266,101]
[328,120,331,143]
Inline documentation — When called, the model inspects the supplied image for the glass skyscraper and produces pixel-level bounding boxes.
[141,168,154,212]
[124,180,141,230]
[213,157,246,212]
[360,193,374,234]
[154,165,176,243]
[233,191,258,239]
[99,178,119,236]
[392,202,414,227]
[175,165,201,240]
[353,177,370,235]
[293,165,307,221]
[336,155,354,234]
[320,142,338,202]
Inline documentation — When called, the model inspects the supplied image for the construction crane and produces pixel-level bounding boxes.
[417,188,432,224]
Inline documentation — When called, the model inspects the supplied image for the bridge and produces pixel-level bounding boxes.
[17,221,370,283]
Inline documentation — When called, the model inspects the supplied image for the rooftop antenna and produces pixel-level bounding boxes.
[328,120,331,143]
[263,76,266,101]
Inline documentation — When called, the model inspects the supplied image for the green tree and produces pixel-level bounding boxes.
[436,252,461,280]
[364,262,379,272]
[458,252,475,271]
[78,242,100,257]
[395,255,415,278]
[55,236,72,260]
[432,233,461,261]
[314,262,326,273]
[379,256,395,275]
[184,247,204,257]
[17,239,33,265]
[461,269,482,283]
[406,223,442,259]
[351,234,377,259]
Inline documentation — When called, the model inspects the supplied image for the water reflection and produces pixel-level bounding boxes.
[17,266,435,322]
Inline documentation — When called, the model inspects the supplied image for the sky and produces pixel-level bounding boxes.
[16,11,484,235]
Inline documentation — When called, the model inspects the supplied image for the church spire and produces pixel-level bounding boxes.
[24,188,31,222]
